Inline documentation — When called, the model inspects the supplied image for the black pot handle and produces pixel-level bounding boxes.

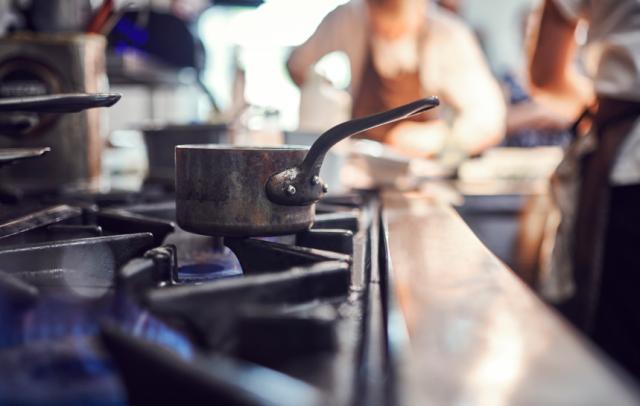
[0,93,121,113]
[0,147,50,167]
[266,96,439,205]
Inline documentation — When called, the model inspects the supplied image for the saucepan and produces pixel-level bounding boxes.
[175,97,439,237]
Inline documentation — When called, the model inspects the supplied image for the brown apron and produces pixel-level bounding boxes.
[566,98,640,331]
[351,37,437,143]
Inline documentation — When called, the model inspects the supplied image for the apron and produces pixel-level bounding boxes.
[541,98,640,332]
[351,34,437,143]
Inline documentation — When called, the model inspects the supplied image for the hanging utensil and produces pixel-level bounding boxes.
[0,93,121,113]
[0,147,50,167]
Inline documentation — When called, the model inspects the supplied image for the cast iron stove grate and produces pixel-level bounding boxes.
[0,190,403,405]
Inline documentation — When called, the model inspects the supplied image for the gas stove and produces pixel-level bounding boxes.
[0,186,402,405]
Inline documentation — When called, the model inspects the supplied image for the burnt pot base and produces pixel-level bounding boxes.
[177,199,315,237]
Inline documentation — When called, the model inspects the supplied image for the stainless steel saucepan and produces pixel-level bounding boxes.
[175,97,439,237]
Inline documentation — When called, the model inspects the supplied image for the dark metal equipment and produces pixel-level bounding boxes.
[0,93,120,113]
[0,66,434,406]
[142,123,228,187]
[0,33,111,194]
[0,147,50,167]
[0,172,401,405]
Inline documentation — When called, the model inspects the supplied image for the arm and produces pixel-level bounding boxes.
[507,101,572,133]
[287,5,349,87]
[386,16,505,157]
[439,17,507,156]
[528,0,594,120]
[386,120,450,158]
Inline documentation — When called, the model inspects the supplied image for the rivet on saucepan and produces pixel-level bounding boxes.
[311,175,320,185]
[286,185,297,196]
[322,183,329,193]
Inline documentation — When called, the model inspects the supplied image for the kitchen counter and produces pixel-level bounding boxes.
[382,191,640,405]
[453,179,547,284]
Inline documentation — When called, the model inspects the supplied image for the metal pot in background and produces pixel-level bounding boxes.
[0,33,109,194]
[176,97,439,237]
[142,123,228,187]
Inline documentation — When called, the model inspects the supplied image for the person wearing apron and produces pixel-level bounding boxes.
[531,0,640,379]
[351,25,439,143]
[286,0,505,157]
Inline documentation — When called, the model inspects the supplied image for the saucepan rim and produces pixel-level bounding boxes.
[141,123,229,132]
[176,144,310,151]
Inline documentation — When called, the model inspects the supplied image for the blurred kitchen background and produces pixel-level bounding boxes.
[0,0,568,285]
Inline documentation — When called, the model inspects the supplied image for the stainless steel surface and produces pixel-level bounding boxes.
[176,98,439,237]
[176,145,313,237]
[0,33,109,193]
[382,191,640,405]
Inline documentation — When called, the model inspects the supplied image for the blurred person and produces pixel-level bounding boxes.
[502,73,574,147]
[530,0,640,379]
[436,0,574,147]
[502,5,574,147]
[287,0,505,158]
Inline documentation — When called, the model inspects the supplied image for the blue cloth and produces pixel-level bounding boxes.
[500,73,572,148]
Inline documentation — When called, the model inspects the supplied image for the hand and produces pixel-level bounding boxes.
[507,101,573,133]
[386,120,449,157]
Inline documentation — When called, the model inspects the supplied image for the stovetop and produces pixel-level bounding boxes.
[0,186,402,405]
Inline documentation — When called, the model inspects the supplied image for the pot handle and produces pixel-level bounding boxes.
[0,147,50,167]
[266,96,439,205]
[0,93,121,113]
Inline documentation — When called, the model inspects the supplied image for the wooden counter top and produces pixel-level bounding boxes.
[382,191,639,405]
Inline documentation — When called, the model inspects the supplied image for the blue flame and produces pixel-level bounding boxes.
[177,245,243,283]
[0,288,194,403]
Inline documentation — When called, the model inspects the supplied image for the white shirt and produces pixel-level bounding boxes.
[554,0,640,184]
[554,0,640,101]
[288,0,506,153]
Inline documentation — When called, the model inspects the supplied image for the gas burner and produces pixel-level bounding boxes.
[0,188,400,405]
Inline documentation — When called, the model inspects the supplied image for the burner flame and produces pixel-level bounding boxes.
[178,246,242,283]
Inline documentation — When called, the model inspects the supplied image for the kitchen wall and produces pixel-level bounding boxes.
[460,0,536,76]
